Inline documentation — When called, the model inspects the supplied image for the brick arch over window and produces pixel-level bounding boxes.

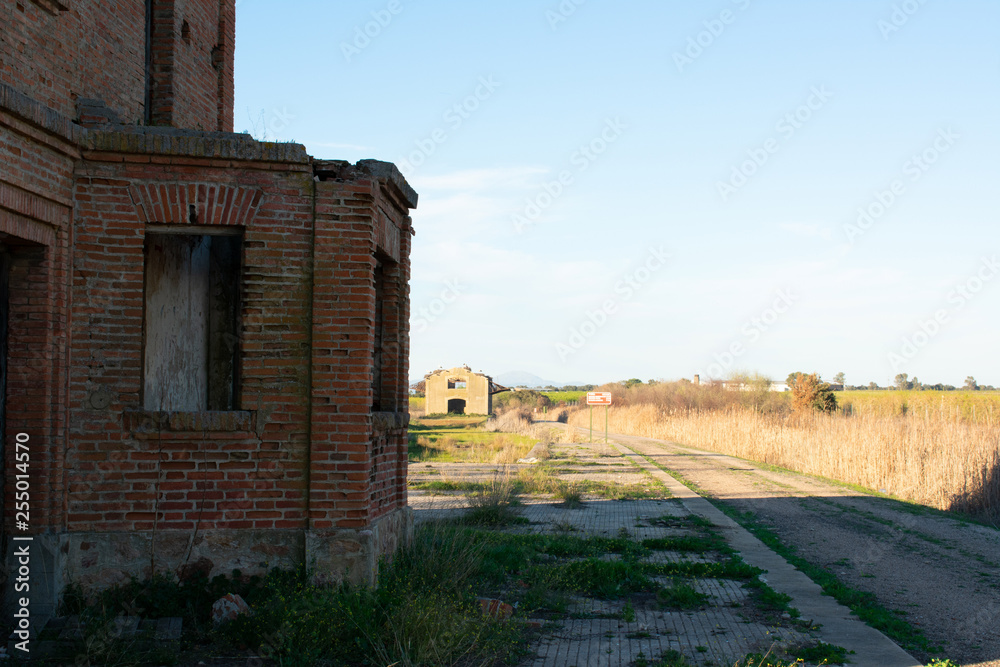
[127,183,264,226]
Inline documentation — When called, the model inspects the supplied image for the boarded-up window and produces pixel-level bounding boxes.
[143,232,240,411]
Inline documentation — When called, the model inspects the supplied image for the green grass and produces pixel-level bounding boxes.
[408,418,535,462]
[540,390,588,404]
[655,579,708,609]
[793,641,850,664]
[221,523,529,665]
[409,464,670,501]
[642,534,725,553]
[744,577,799,619]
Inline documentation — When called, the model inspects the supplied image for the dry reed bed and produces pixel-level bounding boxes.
[569,405,1000,520]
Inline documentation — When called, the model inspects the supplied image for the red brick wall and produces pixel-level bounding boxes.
[0,100,77,537]
[308,165,412,529]
[0,0,414,601]
[0,0,234,131]
[63,149,414,539]
[149,0,235,130]
[68,152,316,533]
[309,177,380,530]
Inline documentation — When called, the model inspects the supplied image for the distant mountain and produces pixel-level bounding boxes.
[493,371,588,389]
[408,369,589,389]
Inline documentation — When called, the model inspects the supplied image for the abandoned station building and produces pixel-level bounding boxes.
[0,0,417,620]
[424,367,508,415]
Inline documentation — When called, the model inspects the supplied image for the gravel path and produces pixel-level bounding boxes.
[600,429,1000,667]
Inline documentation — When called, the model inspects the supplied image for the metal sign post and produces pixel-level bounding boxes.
[586,392,612,444]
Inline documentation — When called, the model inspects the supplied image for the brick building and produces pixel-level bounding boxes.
[0,0,417,623]
[424,366,508,415]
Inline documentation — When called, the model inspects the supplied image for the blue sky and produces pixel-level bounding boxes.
[234,0,1000,387]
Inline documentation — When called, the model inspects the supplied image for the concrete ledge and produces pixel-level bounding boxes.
[314,159,418,209]
[0,83,85,145]
[306,506,413,587]
[82,127,311,163]
[63,529,306,593]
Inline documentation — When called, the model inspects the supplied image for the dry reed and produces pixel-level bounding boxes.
[569,404,1000,521]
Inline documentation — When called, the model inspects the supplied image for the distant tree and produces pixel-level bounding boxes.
[729,371,772,392]
[964,376,978,391]
[790,373,837,413]
[911,376,922,391]
[833,372,845,385]
[787,372,804,387]
[624,378,643,388]
[894,373,912,391]
[868,381,878,390]
[647,379,659,386]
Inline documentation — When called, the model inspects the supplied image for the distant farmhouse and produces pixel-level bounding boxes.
[425,366,509,415]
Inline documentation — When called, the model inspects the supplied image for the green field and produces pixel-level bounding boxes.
[408,415,535,462]
[540,390,587,404]
[838,389,1000,422]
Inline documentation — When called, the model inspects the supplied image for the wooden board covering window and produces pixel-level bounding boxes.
[143,233,240,411]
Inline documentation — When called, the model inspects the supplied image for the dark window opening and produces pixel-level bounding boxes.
[447,378,466,389]
[447,399,466,415]
[372,261,385,411]
[143,232,241,411]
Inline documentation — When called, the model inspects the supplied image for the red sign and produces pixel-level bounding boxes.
[586,392,612,406]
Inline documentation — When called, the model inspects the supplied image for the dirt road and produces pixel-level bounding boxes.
[587,428,1000,667]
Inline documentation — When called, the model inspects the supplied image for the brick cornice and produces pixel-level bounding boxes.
[128,181,264,227]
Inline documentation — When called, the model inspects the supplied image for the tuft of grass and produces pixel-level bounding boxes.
[793,641,850,665]
[554,481,585,508]
[745,577,800,619]
[655,579,708,609]
[464,467,523,526]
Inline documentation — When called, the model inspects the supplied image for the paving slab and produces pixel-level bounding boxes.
[410,426,923,667]
[606,436,922,667]
[411,495,818,665]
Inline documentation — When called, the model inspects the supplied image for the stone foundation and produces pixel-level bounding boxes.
[56,505,412,594]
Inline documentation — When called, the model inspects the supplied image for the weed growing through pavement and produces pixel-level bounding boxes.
[464,466,523,526]
[793,640,851,664]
